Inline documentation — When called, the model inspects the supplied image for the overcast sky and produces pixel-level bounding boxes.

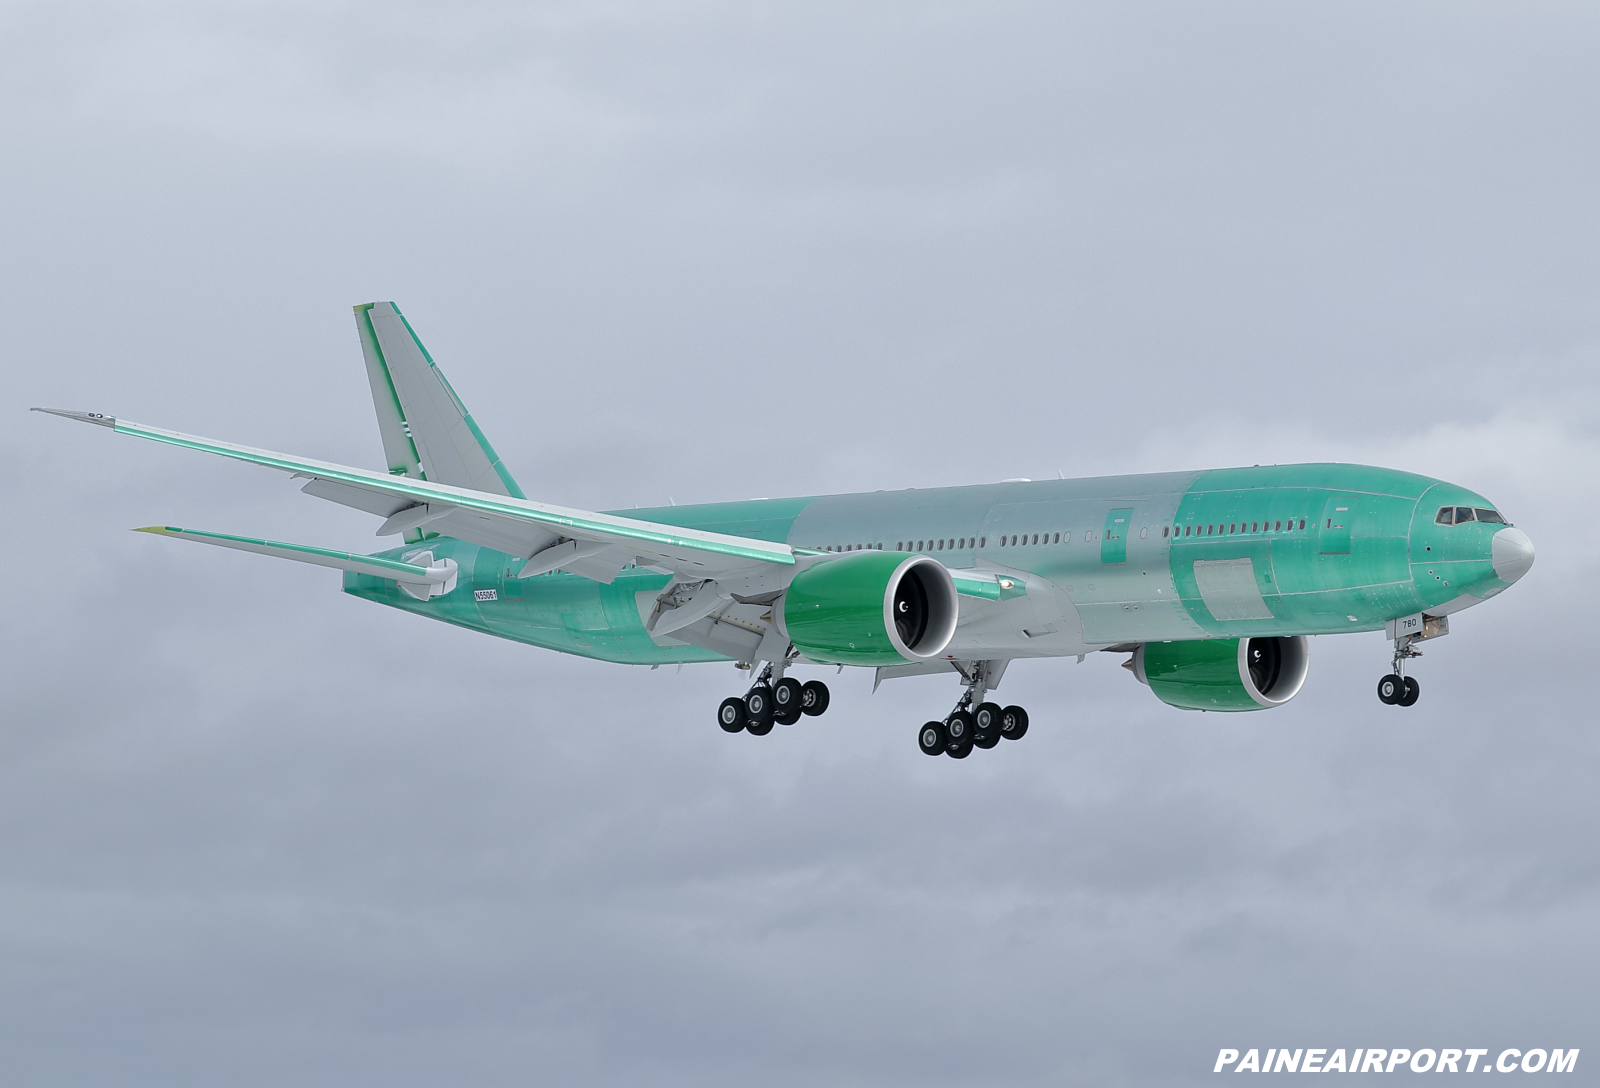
[3,2,1598,1085]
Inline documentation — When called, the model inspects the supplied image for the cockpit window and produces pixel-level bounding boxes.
[1437,505,1507,526]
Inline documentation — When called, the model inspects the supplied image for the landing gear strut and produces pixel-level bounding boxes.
[715,655,830,736]
[1377,636,1423,707]
[920,661,1029,758]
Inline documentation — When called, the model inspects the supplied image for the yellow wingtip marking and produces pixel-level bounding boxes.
[133,526,180,535]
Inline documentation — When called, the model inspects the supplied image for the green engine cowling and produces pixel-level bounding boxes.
[1131,636,1310,712]
[779,552,959,666]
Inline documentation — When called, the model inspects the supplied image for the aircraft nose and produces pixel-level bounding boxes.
[1491,527,1535,584]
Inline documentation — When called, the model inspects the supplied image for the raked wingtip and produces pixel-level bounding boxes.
[31,407,117,427]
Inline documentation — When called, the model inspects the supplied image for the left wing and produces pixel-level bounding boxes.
[33,409,799,588]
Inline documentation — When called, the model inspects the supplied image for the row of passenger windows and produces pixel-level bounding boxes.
[1166,519,1307,538]
[814,520,1313,552]
[1436,506,1505,525]
[817,533,1093,553]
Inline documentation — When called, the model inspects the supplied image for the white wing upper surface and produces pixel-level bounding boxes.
[33,409,797,587]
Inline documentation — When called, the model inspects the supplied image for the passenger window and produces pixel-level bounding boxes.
[1011,535,1018,546]
[1435,507,1454,525]
[1298,519,1306,530]
[1162,527,1169,538]
[1474,508,1504,524]
[1455,507,1476,523]
[1139,527,1147,539]
[979,537,986,547]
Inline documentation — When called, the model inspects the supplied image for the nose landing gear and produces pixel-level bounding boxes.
[1377,636,1423,707]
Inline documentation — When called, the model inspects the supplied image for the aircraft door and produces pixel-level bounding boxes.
[1319,495,1355,554]
[1102,508,1133,564]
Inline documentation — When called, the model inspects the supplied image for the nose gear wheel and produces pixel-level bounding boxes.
[1377,635,1424,708]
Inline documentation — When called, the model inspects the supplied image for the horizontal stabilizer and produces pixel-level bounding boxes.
[134,526,458,599]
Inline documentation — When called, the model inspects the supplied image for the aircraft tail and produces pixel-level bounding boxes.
[353,302,525,500]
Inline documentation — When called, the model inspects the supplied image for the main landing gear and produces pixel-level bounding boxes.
[718,660,830,735]
[919,661,1029,759]
[1377,635,1422,707]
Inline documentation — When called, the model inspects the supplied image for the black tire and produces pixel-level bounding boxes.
[974,701,1002,734]
[744,684,774,728]
[718,697,747,733]
[800,680,830,716]
[973,729,1000,749]
[945,710,975,754]
[1000,705,1029,740]
[1398,676,1420,707]
[746,717,774,736]
[947,734,974,759]
[1377,673,1403,704]
[772,677,804,720]
[918,720,948,756]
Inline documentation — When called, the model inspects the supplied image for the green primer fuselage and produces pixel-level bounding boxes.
[344,463,1514,664]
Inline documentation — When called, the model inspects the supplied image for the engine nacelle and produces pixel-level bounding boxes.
[780,552,959,666]
[1130,636,1310,712]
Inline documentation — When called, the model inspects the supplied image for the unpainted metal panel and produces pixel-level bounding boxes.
[1193,558,1275,621]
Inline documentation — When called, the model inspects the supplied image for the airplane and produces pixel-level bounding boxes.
[34,302,1536,758]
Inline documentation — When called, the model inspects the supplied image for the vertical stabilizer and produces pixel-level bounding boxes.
[352,302,525,499]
